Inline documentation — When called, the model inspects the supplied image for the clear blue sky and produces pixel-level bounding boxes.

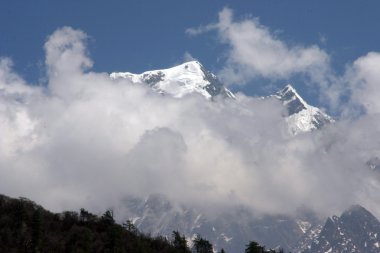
[1,1,380,103]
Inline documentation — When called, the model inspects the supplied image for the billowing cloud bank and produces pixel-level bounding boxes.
[1,26,380,219]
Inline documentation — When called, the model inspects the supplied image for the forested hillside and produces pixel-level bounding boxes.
[0,194,283,253]
[0,194,186,253]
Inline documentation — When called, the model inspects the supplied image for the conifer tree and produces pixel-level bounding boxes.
[245,240,264,253]
[172,230,190,253]
[193,234,213,253]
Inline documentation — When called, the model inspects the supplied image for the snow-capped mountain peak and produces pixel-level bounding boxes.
[111,62,332,135]
[110,61,235,99]
[274,84,334,135]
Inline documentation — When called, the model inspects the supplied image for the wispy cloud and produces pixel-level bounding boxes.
[319,33,328,45]
[187,8,330,87]
[183,51,198,62]
[185,23,217,37]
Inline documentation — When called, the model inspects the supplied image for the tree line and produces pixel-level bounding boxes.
[0,194,287,253]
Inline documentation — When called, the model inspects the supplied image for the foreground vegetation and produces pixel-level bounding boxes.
[0,194,285,253]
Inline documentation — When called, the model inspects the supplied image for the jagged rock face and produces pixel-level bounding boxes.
[277,85,307,115]
[292,224,324,253]
[110,61,235,99]
[274,85,334,135]
[307,205,380,253]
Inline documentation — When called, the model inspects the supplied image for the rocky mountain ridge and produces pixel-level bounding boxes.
[110,61,333,135]
[306,205,380,253]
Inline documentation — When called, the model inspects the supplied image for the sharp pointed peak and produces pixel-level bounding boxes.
[277,84,307,103]
[279,84,298,94]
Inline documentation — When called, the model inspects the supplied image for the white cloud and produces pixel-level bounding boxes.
[187,8,330,86]
[1,27,380,220]
[45,27,92,76]
[185,23,217,37]
[183,51,197,62]
[344,52,380,115]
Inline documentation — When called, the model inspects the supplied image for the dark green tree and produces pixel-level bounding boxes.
[79,208,97,223]
[101,209,115,226]
[245,241,264,253]
[172,230,190,253]
[193,234,213,253]
[123,219,137,234]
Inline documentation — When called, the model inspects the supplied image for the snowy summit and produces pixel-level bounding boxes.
[274,84,334,135]
[111,62,333,135]
[110,61,235,99]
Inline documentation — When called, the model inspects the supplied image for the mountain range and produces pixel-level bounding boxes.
[111,61,333,135]
[110,61,376,253]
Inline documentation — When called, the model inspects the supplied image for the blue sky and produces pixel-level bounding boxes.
[1,1,380,106]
